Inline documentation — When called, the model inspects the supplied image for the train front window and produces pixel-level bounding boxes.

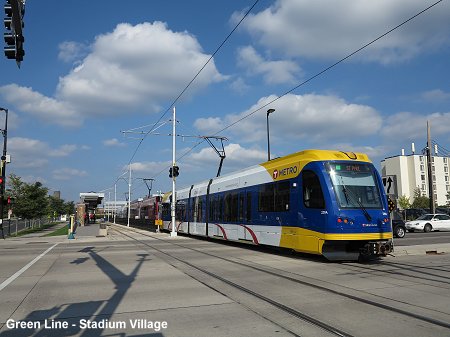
[327,163,382,209]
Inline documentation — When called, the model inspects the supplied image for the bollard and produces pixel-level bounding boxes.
[68,215,75,239]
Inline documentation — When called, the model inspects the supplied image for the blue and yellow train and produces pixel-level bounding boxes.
[161,149,393,261]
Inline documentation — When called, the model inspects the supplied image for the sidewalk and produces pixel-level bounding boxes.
[17,222,69,238]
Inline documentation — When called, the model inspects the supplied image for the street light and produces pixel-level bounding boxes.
[266,108,275,161]
[0,108,8,239]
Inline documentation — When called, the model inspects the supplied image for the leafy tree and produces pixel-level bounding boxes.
[397,195,411,210]
[411,187,430,209]
[47,195,65,219]
[63,201,75,215]
[8,174,49,219]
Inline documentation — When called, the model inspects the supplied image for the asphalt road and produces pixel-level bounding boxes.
[394,231,450,246]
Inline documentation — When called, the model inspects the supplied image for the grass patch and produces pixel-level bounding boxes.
[44,225,70,237]
[9,222,63,237]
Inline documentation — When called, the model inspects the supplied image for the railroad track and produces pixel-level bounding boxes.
[109,224,450,336]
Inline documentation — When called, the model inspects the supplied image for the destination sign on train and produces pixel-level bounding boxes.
[331,163,371,172]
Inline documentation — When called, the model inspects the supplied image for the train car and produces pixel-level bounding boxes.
[129,195,162,223]
[161,149,393,261]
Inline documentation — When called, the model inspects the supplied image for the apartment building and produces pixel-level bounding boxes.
[381,148,450,206]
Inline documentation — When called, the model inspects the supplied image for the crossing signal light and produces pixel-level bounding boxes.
[0,177,3,195]
[3,0,25,66]
[169,166,180,178]
[173,165,179,177]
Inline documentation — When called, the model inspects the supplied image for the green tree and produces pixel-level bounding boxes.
[397,195,411,210]
[8,174,49,219]
[411,187,429,209]
[47,195,65,219]
[63,201,75,215]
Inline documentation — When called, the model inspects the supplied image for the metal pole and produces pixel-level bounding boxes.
[114,182,117,224]
[171,106,177,237]
[427,121,435,213]
[107,191,110,222]
[127,164,132,227]
[0,108,8,239]
[266,109,274,161]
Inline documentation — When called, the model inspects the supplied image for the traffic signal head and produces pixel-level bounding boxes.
[3,0,25,65]
[169,167,173,178]
[173,165,179,177]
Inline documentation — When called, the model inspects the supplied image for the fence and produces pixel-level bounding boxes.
[1,218,54,237]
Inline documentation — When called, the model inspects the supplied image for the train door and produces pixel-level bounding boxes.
[301,170,328,234]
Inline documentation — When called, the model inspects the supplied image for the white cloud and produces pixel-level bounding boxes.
[49,144,78,157]
[0,84,80,127]
[0,22,226,126]
[103,138,126,147]
[381,111,450,141]
[8,137,78,168]
[56,22,226,117]
[58,41,90,63]
[125,161,171,174]
[421,89,450,102]
[237,0,450,64]
[194,93,382,144]
[53,168,88,180]
[237,46,301,84]
[190,143,266,170]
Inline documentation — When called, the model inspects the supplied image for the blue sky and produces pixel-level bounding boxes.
[1,0,449,203]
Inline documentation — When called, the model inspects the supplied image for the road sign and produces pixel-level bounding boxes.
[382,175,397,196]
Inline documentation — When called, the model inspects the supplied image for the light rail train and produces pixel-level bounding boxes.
[160,149,393,261]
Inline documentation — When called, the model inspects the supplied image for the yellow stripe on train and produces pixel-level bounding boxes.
[280,226,393,255]
[261,149,371,181]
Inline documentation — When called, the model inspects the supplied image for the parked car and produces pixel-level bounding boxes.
[391,211,406,238]
[405,214,450,232]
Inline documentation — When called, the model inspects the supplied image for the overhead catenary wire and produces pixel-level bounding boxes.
[157,0,445,175]
[125,0,261,167]
[118,0,445,194]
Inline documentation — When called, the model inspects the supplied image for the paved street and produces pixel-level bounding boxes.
[0,224,449,337]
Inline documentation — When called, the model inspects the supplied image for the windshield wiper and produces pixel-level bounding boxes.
[341,184,372,222]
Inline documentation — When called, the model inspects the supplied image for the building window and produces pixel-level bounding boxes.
[445,167,449,173]
[421,174,425,181]
[433,175,436,182]
[420,156,424,162]
[444,157,448,164]
[420,165,424,171]
[432,166,435,172]
[445,176,449,182]
[422,184,426,191]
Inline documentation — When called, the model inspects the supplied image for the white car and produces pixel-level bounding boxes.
[405,214,450,233]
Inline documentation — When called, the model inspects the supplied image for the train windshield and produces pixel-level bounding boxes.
[327,162,383,209]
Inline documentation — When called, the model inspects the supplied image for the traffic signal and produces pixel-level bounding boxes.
[169,166,179,178]
[3,0,25,65]
[0,177,3,195]
[3,196,13,206]
[173,165,179,177]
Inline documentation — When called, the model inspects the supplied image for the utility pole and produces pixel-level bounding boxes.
[127,164,132,227]
[427,121,435,213]
[171,107,177,237]
[0,108,8,239]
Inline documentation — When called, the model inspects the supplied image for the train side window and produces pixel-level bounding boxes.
[259,183,274,212]
[246,192,252,222]
[274,181,290,212]
[303,170,325,209]
[239,192,245,221]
